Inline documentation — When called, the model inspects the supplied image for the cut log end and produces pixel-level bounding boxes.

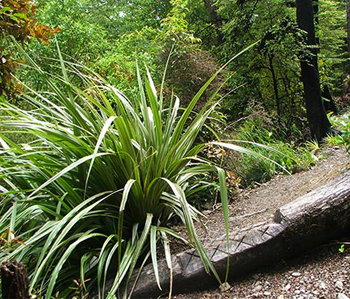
[1,260,30,299]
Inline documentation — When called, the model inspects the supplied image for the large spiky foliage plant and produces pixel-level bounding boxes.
[0,44,253,298]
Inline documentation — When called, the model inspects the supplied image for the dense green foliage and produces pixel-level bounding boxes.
[0,0,59,98]
[319,0,348,93]
[14,0,349,127]
[327,113,350,152]
[229,114,316,185]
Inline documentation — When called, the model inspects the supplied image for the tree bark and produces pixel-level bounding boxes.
[1,260,30,299]
[347,0,350,56]
[268,53,281,126]
[313,0,320,45]
[203,0,224,46]
[296,0,331,141]
[274,171,350,248]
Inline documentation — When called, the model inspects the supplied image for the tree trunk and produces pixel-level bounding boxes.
[296,0,331,141]
[280,69,296,131]
[203,0,224,46]
[1,260,30,299]
[313,0,320,45]
[347,0,350,56]
[268,53,281,126]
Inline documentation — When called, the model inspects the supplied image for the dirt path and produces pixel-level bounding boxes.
[171,146,350,299]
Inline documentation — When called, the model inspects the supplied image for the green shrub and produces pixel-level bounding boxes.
[327,113,350,152]
[0,46,244,298]
[228,115,315,186]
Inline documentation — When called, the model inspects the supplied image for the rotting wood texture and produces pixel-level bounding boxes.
[1,260,30,299]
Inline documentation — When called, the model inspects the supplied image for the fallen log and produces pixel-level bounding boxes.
[96,171,350,299]
[129,171,350,298]
[274,170,350,254]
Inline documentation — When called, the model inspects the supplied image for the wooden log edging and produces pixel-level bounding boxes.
[120,171,350,299]
[274,171,350,255]
[127,222,288,298]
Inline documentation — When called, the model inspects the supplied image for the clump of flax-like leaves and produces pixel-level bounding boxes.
[0,45,254,298]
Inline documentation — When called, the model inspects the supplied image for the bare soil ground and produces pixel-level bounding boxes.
[171,146,350,299]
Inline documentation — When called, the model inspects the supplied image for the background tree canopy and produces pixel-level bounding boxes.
[10,0,347,136]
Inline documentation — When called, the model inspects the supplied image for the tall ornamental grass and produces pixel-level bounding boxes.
[0,45,254,298]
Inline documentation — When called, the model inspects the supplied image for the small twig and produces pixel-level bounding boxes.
[205,203,222,215]
[127,252,150,299]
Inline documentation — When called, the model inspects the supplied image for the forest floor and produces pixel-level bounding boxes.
[170,145,350,299]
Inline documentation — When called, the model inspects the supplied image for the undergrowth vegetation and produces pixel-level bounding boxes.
[327,113,350,152]
[227,114,316,186]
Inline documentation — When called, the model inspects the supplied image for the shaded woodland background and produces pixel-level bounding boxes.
[2,0,350,136]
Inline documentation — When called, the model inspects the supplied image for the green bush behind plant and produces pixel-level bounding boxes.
[327,113,350,153]
[229,116,315,186]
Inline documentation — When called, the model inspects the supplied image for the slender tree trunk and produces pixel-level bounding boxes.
[313,0,320,45]
[280,68,296,131]
[268,54,281,126]
[313,0,319,25]
[347,0,350,55]
[296,0,331,141]
[203,0,224,45]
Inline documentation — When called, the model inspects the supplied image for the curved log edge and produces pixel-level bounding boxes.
[100,171,350,299]
[274,171,350,253]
